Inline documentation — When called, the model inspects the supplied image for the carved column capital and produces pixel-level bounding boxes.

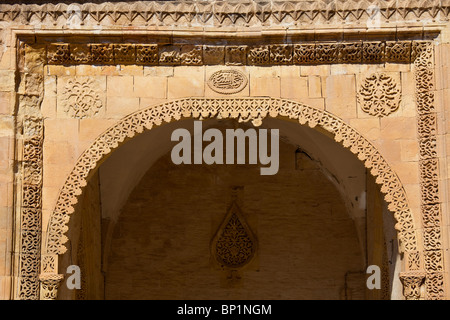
[399,272,426,300]
[39,274,64,300]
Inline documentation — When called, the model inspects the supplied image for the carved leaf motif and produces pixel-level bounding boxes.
[212,203,256,269]
[63,78,103,119]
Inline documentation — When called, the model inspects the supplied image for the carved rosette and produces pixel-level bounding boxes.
[207,70,248,95]
[358,73,401,117]
[62,78,103,119]
[212,203,256,269]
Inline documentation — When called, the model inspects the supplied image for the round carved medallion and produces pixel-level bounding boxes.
[207,69,248,94]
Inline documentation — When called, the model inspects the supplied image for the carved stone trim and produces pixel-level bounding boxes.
[413,41,445,300]
[45,41,418,67]
[0,1,448,26]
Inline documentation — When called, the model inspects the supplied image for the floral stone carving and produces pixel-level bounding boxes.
[62,78,103,119]
[212,203,256,269]
[358,73,401,117]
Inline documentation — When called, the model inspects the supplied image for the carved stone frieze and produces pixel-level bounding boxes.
[399,272,426,300]
[0,1,448,26]
[42,41,422,67]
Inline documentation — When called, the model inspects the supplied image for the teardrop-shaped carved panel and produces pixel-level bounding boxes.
[211,203,257,269]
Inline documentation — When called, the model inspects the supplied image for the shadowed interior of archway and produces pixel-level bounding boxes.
[56,119,400,300]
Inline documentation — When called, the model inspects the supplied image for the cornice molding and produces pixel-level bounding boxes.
[1,0,449,26]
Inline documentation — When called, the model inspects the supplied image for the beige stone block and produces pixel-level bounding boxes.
[106,96,140,118]
[79,118,117,142]
[330,64,359,75]
[296,98,325,110]
[325,97,357,119]
[44,141,76,165]
[0,207,11,233]
[41,95,57,119]
[133,76,167,99]
[280,77,308,100]
[139,98,167,110]
[0,49,12,70]
[0,137,11,166]
[250,77,280,97]
[43,163,74,190]
[280,65,301,78]
[325,74,356,99]
[403,183,421,212]
[349,118,381,141]
[248,66,281,78]
[0,117,14,137]
[401,140,419,162]
[44,118,79,142]
[174,66,204,78]
[0,92,12,115]
[119,65,144,76]
[392,161,420,185]
[169,76,205,99]
[380,117,416,140]
[76,65,120,76]
[47,65,76,76]
[107,76,134,97]
[144,66,174,77]
[42,186,63,211]
[375,139,402,163]
[0,70,15,92]
[44,76,57,96]
[401,72,416,96]
[308,76,322,98]
[300,65,330,77]
[384,63,411,73]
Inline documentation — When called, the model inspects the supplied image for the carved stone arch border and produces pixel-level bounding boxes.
[42,97,421,298]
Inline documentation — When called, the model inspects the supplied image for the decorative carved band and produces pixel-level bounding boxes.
[1,1,449,26]
[413,41,445,300]
[45,41,417,67]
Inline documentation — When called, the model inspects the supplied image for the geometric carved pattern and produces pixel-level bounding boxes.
[211,203,256,269]
[62,78,103,119]
[413,41,445,300]
[357,73,401,117]
[18,116,44,300]
[46,97,418,267]
[43,41,419,67]
[0,1,447,26]
[207,70,248,95]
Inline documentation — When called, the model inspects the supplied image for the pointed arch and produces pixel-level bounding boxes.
[43,97,420,273]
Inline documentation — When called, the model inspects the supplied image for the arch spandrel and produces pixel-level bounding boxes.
[43,97,420,274]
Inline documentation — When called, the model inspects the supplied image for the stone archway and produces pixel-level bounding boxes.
[39,97,424,299]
